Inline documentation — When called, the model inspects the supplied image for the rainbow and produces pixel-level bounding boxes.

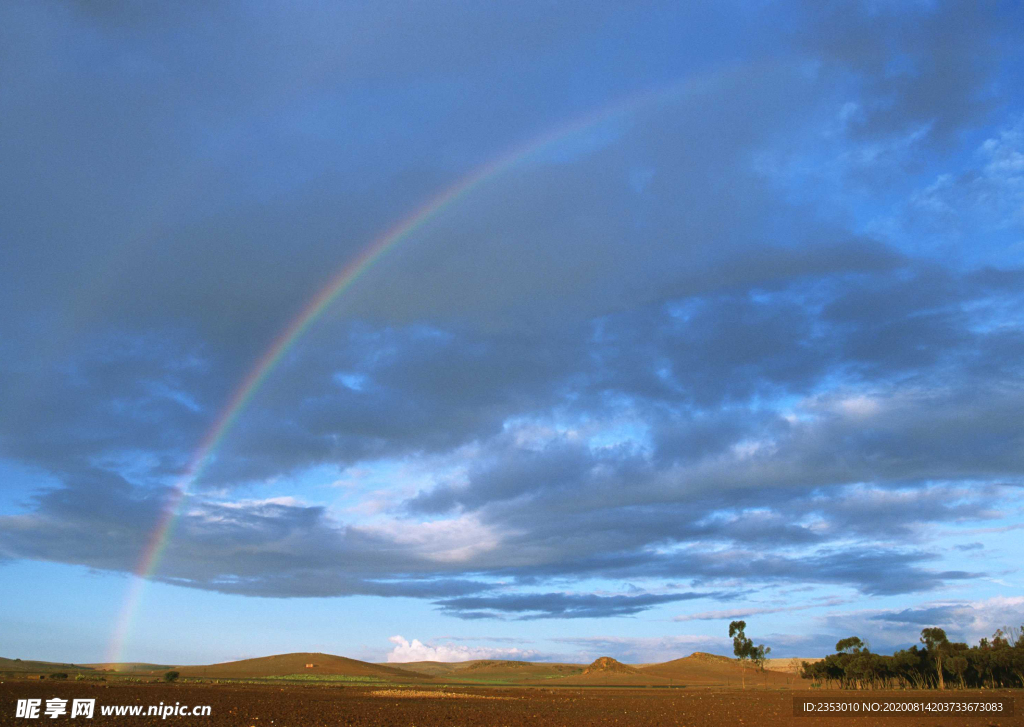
[106,82,683,664]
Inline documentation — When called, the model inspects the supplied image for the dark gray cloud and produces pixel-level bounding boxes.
[0,478,496,599]
[1,0,1022,621]
[1,258,1019,601]
[796,0,1019,145]
[870,606,967,627]
[0,465,984,599]
[487,545,976,597]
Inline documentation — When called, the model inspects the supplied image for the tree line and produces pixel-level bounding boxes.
[800,626,1024,689]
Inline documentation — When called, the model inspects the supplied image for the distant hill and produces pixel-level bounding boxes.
[3,651,814,687]
[0,657,95,673]
[640,652,794,687]
[551,657,667,686]
[462,659,533,672]
[459,660,581,679]
[383,652,806,688]
[83,663,173,673]
[175,652,427,680]
[385,659,582,682]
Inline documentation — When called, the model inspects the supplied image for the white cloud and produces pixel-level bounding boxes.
[837,395,881,418]
[814,595,1024,653]
[951,595,1024,641]
[358,513,506,563]
[386,635,536,663]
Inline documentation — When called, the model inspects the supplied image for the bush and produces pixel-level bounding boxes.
[164,671,180,683]
[50,673,68,680]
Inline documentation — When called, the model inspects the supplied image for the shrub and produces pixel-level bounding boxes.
[164,671,180,683]
[50,673,68,680]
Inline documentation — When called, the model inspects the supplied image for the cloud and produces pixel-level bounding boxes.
[795,1,1016,144]
[869,596,1024,641]
[954,542,985,552]
[0,482,501,599]
[775,596,1024,656]
[674,597,850,622]
[386,635,537,663]
[907,117,1024,237]
[0,0,1022,632]
[434,591,719,620]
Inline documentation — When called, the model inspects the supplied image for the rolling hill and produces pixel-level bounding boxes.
[548,656,673,686]
[175,652,427,680]
[0,657,95,673]
[4,650,813,687]
[640,652,794,687]
[83,662,173,673]
[387,659,583,682]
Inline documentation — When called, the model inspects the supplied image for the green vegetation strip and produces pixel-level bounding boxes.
[263,674,387,683]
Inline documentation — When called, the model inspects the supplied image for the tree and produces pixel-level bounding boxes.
[753,643,772,670]
[729,620,753,689]
[836,636,866,654]
[163,671,180,683]
[800,628,1022,691]
[948,655,968,689]
[752,643,772,688]
[729,620,771,689]
[920,627,949,690]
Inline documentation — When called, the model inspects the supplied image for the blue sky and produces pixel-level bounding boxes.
[2,0,1024,666]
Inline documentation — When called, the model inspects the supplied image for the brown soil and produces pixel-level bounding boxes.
[1,680,1019,726]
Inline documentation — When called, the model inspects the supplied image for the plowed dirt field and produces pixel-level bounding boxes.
[1,680,1019,726]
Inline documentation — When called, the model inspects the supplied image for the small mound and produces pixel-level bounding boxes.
[583,657,638,675]
[686,652,734,663]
